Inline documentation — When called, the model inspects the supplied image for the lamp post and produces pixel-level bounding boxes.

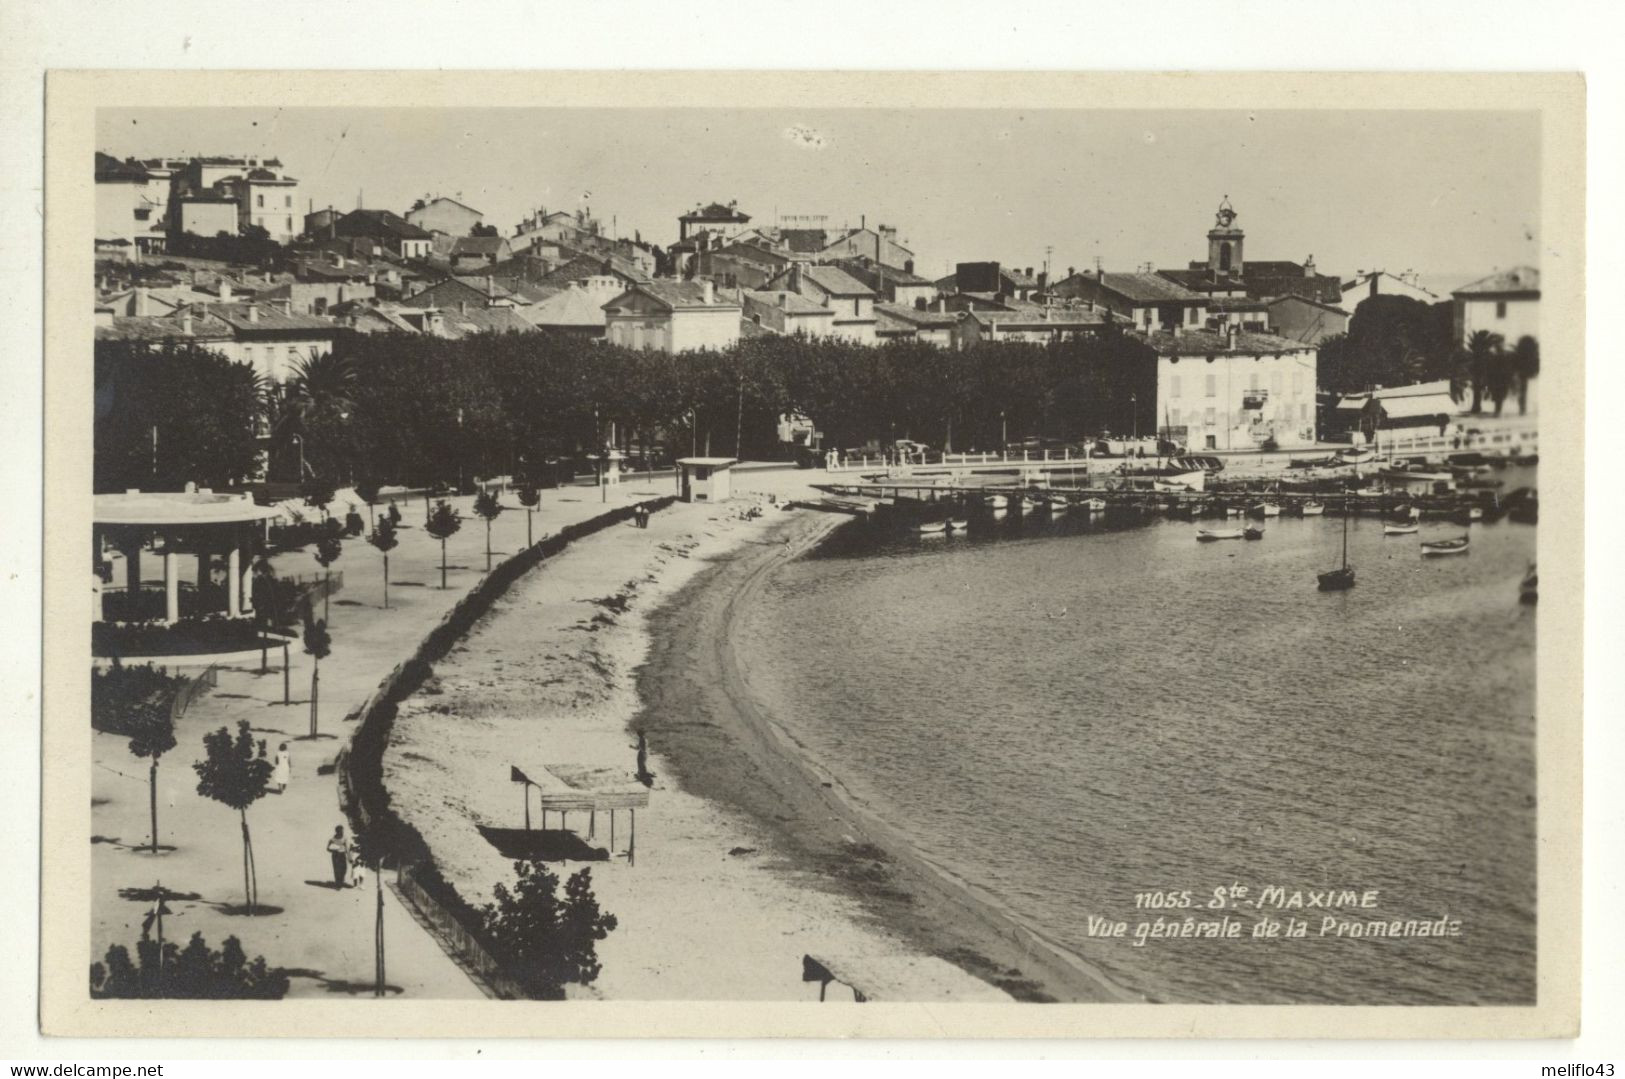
[456,407,465,494]
[289,435,305,482]
[1130,394,1138,441]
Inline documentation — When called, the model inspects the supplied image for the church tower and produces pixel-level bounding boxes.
[1206,196,1244,277]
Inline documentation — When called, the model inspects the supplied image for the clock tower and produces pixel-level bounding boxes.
[1207,196,1245,277]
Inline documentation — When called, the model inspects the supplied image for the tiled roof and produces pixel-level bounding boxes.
[832,257,934,288]
[1243,273,1344,305]
[1099,273,1205,304]
[712,243,791,268]
[799,265,874,297]
[1453,266,1540,296]
[431,306,535,337]
[95,152,149,183]
[96,313,233,343]
[451,236,508,256]
[525,286,611,328]
[743,290,832,315]
[1137,328,1312,355]
[965,304,1113,329]
[337,209,432,240]
[1264,293,1348,315]
[874,302,960,328]
[208,303,341,335]
[778,228,829,254]
[681,202,751,223]
[616,281,742,311]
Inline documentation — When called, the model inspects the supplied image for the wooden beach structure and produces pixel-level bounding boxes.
[509,763,650,865]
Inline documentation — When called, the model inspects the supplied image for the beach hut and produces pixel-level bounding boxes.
[675,457,738,503]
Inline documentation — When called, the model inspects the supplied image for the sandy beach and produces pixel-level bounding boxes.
[383,468,1132,1003]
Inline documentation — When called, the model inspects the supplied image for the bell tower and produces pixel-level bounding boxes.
[1206,196,1244,278]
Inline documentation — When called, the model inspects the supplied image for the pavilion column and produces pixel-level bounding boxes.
[227,540,242,618]
[124,540,142,597]
[163,536,179,625]
[196,536,212,603]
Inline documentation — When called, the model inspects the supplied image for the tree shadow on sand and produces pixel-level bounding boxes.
[118,885,202,903]
[209,902,287,917]
[476,825,608,862]
[95,836,179,855]
[281,968,406,996]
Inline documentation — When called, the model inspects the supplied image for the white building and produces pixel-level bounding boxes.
[602,280,742,353]
[1339,269,1441,312]
[1452,266,1539,348]
[1150,327,1320,451]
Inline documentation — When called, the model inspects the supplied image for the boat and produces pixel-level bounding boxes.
[1420,535,1470,557]
[1317,512,1356,591]
[1197,529,1245,542]
[1301,501,1326,516]
[1243,526,1265,541]
[946,517,969,531]
[1383,523,1419,536]
[984,494,1008,509]
[1046,495,1069,513]
[1520,564,1538,604]
[1223,504,1245,517]
[915,520,948,534]
[1250,503,1281,519]
[1080,498,1107,512]
[1454,505,1485,525]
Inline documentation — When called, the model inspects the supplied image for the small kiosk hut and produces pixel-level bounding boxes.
[675,457,738,502]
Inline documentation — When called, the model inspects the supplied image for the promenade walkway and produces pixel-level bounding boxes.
[90,479,677,999]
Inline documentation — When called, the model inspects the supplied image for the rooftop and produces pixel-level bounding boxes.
[680,202,751,223]
[95,490,283,527]
[1138,328,1313,355]
[1454,266,1540,296]
[1099,272,1206,304]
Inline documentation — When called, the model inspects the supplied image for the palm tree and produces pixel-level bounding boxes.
[1453,330,1505,414]
[1512,336,1540,416]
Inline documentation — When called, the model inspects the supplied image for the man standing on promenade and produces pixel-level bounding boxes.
[327,825,350,888]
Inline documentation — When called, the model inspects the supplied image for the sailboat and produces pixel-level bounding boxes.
[1318,511,1356,591]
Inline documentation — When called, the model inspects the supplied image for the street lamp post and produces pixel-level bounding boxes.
[1130,394,1138,441]
[290,435,305,482]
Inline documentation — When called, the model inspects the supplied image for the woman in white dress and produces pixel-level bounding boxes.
[272,742,292,794]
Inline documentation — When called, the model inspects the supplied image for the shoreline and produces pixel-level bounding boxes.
[633,506,1137,1004]
[381,476,1016,1000]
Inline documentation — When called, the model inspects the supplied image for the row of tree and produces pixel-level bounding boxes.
[95,329,1159,492]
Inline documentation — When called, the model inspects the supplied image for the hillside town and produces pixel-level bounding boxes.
[96,153,1540,470]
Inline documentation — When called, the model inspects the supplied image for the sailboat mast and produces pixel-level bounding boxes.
[1342,508,1349,568]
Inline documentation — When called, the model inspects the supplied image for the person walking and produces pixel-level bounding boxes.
[271,743,292,794]
[326,825,350,889]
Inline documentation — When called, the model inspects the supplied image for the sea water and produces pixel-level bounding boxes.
[732,474,1537,1004]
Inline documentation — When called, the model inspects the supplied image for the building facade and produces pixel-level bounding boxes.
[1452,266,1540,347]
[1151,328,1320,451]
[406,197,484,237]
[603,281,743,353]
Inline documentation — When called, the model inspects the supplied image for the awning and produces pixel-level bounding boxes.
[510,763,649,811]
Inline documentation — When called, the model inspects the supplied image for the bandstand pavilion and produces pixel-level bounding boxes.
[94,489,284,625]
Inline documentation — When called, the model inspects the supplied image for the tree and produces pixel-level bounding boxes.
[354,478,383,528]
[1512,336,1540,416]
[93,341,264,493]
[473,488,504,571]
[193,720,273,914]
[92,664,179,855]
[367,516,399,608]
[91,930,288,999]
[302,476,338,523]
[516,485,540,548]
[1455,329,1506,414]
[312,532,343,621]
[481,861,618,999]
[424,500,463,589]
[302,610,332,739]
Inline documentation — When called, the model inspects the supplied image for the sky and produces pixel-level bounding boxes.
[97,107,1541,288]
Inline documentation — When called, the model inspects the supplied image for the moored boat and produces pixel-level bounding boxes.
[946,517,969,531]
[984,494,1008,509]
[1080,498,1107,512]
[915,520,948,534]
[1250,503,1282,519]
[1420,535,1470,556]
[1301,501,1325,516]
[1197,528,1244,542]
[1318,511,1356,591]
[1383,523,1419,536]
[1520,564,1538,604]
[1243,526,1265,540]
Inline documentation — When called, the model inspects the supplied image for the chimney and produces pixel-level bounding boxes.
[778,292,787,308]
[217,279,231,300]
[1068,266,1076,280]
[460,301,468,315]
[246,304,259,324]
[279,299,292,316]
[701,280,715,305]
[485,275,495,296]
[1304,254,1316,278]
[180,311,193,335]
[338,284,348,304]
[936,297,946,313]
[134,286,149,317]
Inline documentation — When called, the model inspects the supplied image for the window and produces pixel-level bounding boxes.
[286,217,292,232]
[1270,371,1282,395]
[1247,372,1259,393]
[1294,370,1304,394]
[853,298,860,317]
[285,196,292,208]
[256,194,264,208]
[1205,373,1217,397]
[1170,375,1182,399]
[1496,300,1507,318]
